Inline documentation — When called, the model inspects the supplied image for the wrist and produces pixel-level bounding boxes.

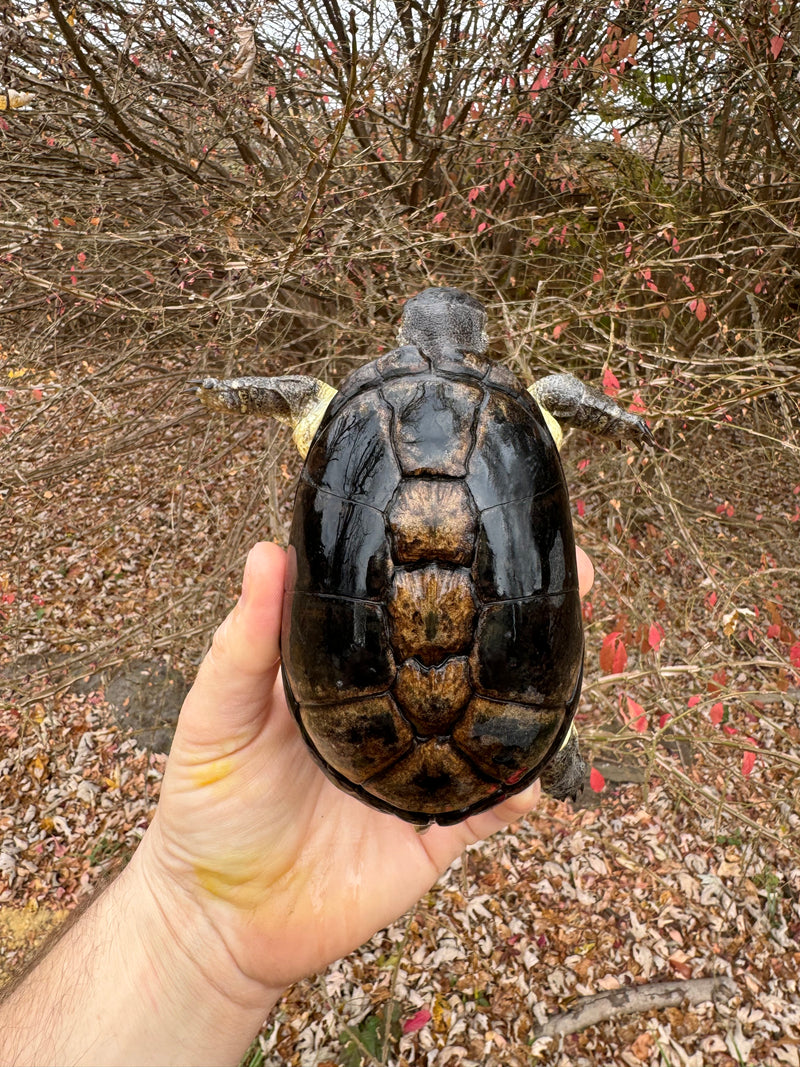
[0,835,280,1067]
[120,828,283,1060]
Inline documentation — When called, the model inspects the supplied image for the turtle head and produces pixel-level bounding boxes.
[398,287,488,357]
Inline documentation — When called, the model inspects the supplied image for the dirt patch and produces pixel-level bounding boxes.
[102,659,187,754]
[0,905,69,987]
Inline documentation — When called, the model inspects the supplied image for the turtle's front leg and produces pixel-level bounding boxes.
[194,375,337,458]
[530,373,654,447]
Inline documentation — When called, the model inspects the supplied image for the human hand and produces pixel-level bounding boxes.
[134,542,594,1005]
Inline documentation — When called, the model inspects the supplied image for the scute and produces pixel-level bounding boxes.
[470,594,583,704]
[392,657,471,735]
[466,389,560,510]
[472,486,576,600]
[299,695,414,783]
[452,696,562,778]
[304,390,400,509]
[283,591,395,703]
[363,738,501,815]
[388,479,477,565]
[382,376,482,477]
[291,480,393,599]
[387,566,476,666]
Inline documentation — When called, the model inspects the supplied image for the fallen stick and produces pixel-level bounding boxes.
[535,976,738,1038]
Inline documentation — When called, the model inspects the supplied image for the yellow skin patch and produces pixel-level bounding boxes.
[292,382,338,459]
[528,386,564,451]
[190,757,235,791]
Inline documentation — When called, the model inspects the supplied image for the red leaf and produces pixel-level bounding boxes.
[767,623,781,639]
[477,222,487,233]
[403,1009,431,1035]
[575,498,585,517]
[709,702,724,725]
[432,211,446,225]
[31,388,43,401]
[599,631,620,673]
[624,695,647,733]
[770,35,785,59]
[659,713,672,729]
[647,623,662,651]
[589,767,605,792]
[687,694,701,708]
[706,591,717,609]
[694,298,708,322]
[741,747,757,777]
[789,642,800,668]
[602,367,620,396]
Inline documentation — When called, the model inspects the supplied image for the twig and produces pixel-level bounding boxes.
[535,976,738,1039]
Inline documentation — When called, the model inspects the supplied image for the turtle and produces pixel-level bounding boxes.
[195,287,653,826]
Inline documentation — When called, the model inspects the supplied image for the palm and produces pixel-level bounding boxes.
[152,667,527,990]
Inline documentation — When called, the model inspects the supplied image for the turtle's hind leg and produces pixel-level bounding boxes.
[193,375,337,458]
[539,727,587,802]
[530,373,654,447]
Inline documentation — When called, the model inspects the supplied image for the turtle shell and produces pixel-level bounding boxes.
[281,345,584,825]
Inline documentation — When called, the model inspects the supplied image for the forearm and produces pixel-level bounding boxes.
[0,841,279,1067]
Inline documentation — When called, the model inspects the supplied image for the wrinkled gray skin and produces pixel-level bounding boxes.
[194,286,655,806]
[539,731,587,801]
[192,374,329,424]
[531,373,654,445]
[398,286,489,357]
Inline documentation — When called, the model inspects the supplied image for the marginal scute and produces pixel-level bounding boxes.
[388,479,477,565]
[486,361,533,401]
[453,696,562,779]
[300,695,414,784]
[387,565,477,666]
[363,738,501,814]
[431,349,490,379]
[392,657,472,735]
[377,345,430,378]
[382,376,482,477]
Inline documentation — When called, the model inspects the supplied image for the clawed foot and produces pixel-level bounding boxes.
[188,377,254,415]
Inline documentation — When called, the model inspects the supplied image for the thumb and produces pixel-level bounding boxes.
[175,541,287,748]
